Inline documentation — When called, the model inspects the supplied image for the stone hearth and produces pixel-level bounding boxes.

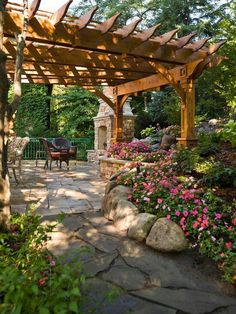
[87,89,135,162]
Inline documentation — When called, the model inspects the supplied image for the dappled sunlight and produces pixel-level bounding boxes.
[10,160,105,216]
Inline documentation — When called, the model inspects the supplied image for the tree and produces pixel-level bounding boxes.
[0,1,29,225]
[50,86,99,137]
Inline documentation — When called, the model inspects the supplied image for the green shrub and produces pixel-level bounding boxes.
[117,163,236,283]
[197,132,220,157]
[220,120,236,148]
[173,148,200,174]
[0,211,85,314]
[201,162,236,188]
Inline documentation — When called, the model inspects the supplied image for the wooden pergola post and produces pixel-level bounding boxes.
[114,101,124,142]
[177,79,197,147]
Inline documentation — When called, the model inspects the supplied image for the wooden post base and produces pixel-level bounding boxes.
[177,137,198,148]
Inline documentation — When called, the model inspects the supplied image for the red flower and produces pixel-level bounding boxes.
[225,242,232,249]
[38,278,46,286]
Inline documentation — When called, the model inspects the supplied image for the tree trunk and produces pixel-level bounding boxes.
[0,2,11,225]
[0,0,29,226]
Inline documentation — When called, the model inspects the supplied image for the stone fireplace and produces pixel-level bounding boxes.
[87,88,135,162]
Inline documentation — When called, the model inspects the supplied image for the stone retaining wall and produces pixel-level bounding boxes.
[101,178,188,253]
[99,157,130,179]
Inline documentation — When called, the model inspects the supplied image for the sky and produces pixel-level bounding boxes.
[13,0,78,12]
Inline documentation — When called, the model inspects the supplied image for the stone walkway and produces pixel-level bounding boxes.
[11,161,236,314]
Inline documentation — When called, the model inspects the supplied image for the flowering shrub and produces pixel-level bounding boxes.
[0,211,85,313]
[107,142,174,163]
[117,162,236,283]
[107,142,151,160]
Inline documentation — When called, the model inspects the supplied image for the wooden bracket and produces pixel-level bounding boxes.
[94,89,116,111]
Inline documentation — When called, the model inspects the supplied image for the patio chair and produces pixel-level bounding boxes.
[8,136,30,184]
[39,138,70,170]
[52,137,77,164]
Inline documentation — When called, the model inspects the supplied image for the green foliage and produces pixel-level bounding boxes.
[117,161,236,283]
[51,86,99,138]
[140,126,156,138]
[201,162,236,188]
[14,85,49,137]
[220,120,236,147]
[173,148,200,174]
[197,132,220,157]
[0,210,85,313]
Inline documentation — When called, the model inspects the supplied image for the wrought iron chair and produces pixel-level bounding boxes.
[52,137,77,164]
[8,136,30,184]
[39,138,70,170]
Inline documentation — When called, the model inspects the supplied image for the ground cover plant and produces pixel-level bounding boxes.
[112,145,236,283]
[0,210,85,314]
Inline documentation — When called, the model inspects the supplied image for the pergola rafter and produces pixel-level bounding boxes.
[3,0,226,146]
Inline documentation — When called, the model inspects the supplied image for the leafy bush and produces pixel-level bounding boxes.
[220,120,236,147]
[0,211,85,313]
[173,148,200,174]
[197,132,220,157]
[117,162,236,283]
[140,126,156,138]
[201,162,236,188]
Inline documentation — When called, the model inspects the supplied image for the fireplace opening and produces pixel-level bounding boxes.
[98,126,107,150]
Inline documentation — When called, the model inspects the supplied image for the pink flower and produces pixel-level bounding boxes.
[225,242,232,249]
[50,260,56,267]
[193,221,199,229]
[183,211,188,217]
[232,218,236,225]
[175,211,181,217]
[143,197,150,203]
[203,207,208,213]
[166,214,171,220]
[194,199,201,205]
[38,278,46,286]
[215,213,221,220]
[157,198,163,204]
[202,219,209,227]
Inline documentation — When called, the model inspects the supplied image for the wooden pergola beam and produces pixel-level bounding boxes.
[50,0,73,26]
[28,0,41,19]
[114,18,142,38]
[3,11,210,65]
[74,6,98,29]
[114,60,202,96]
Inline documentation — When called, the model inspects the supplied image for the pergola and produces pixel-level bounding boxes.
[3,0,226,146]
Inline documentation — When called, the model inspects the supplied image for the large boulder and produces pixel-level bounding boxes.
[105,180,118,195]
[146,218,188,252]
[102,185,131,221]
[114,199,139,231]
[160,134,176,147]
[128,213,157,242]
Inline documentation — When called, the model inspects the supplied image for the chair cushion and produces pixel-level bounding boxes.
[51,152,60,158]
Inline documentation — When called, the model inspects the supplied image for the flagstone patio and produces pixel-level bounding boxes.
[10,161,236,314]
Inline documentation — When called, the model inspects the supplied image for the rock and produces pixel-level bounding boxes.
[209,118,219,126]
[101,257,148,291]
[146,218,188,252]
[102,185,131,221]
[160,134,176,147]
[114,199,139,231]
[132,287,236,314]
[77,226,122,253]
[105,180,118,195]
[128,213,157,242]
[109,171,127,181]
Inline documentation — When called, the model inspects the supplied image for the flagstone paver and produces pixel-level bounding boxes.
[10,161,236,314]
